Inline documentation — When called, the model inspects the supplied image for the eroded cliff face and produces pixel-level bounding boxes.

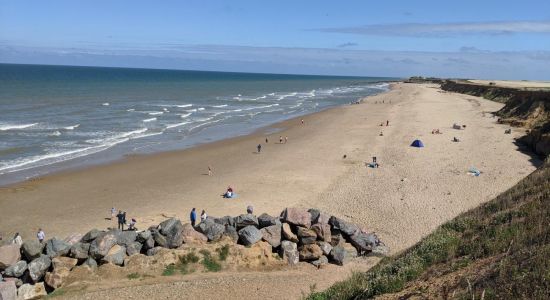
[440,81,550,157]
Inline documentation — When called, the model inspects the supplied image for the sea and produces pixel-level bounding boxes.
[0,63,395,185]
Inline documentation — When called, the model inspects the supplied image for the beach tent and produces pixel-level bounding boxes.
[411,139,424,147]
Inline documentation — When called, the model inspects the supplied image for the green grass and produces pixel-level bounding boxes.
[162,264,176,276]
[46,288,66,298]
[127,272,140,280]
[161,252,201,276]
[308,161,550,299]
[200,249,222,272]
[216,244,230,261]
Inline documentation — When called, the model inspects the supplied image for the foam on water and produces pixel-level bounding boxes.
[0,123,38,131]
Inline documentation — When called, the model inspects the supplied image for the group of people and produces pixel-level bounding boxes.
[431,129,442,134]
[189,207,208,226]
[111,208,137,231]
[258,135,289,153]
[379,120,390,127]
[3,228,46,247]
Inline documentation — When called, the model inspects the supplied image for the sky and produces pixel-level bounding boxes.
[1,0,549,79]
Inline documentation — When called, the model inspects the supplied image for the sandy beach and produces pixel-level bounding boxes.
[0,82,540,299]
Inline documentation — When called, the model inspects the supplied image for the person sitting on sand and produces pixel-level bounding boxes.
[201,210,207,221]
[380,122,384,126]
[224,186,234,198]
[37,228,45,243]
[128,218,137,231]
[246,205,254,214]
[379,132,384,136]
[453,137,460,142]
[12,232,23,246]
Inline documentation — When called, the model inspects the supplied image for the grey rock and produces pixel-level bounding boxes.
[89,231,120,260]
[260,224,282,248]
[311,223,332,242]
[309,209,330,225]
[69,242,90,261]
[328,216,359,236]
[146,246,163,256]
[281,208,311,228]
[136,230,152,243]
[349,232,379,254]
[297,227,317,245]
[4,260,27,278]
[21,240,44,261]
[238,226,262,246]
[81,229,102,243]
[159,218,184,249]
[152,231,168,248]
[279,241,299,266]
[45,238,71,258]
[83,257,97,270]
[102,245,126,266]
[317,241,333,256]
[28,255,51,282]
[126,242,143,256]
[298,244,323,261]
[143,237,155,250]
[330,231,346,247]
[258,213,280,228]
[281,223,299,243]
[117,231,138,247]
[223,226,239,243]
[234,214,259,230]
[369,245,390,257]
[307,209,320,224]
[329,245,346,266]
[0,245,21,270]
[311,255,329,268]
[63,233,83,246]
[0,281,17,300]
[196,219,225,242]
[214,216,235,228]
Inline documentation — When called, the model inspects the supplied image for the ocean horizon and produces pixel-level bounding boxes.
[0,63,396,185]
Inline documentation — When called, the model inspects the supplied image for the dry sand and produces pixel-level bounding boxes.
[0,83,540,299]
[467,79,550,90]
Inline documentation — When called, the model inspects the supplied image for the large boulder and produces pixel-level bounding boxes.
[195,220,225,242]
[21,241,44,262]
[81,229,102,243]
[281,223,299,243]
[45,238,71,258]
[298,244,323,261]
[223,225,239,243]
[234,214,259,230]
[317,241,333,256]
[214,216,235,228]
[63,233,83,246]
[297,227,317,245]
[238,226,262,246]
[258,213,280,228]
[281,208,311,228]
[69,242,90,261]
[28,255,51,282]
[117,231,138,247]
[0,244,21,270]
[4,260,27,278]
[369,244,390,257]
[83,257,97,270]
[311,255,329,268]
[152,230,168,248]
[126,242,143,256]
[146,246,163,257]
[311,223,332,242]
[51,257,77,271]
[328,216,359,236]
[279,241,299,266]
[260,224,282,248]
[17,282,47,300]
[159,218,184,248]
[0,281,17,300]
[309,209,330,225]
[89,231,120,260]
[329,243,357,266]
[102,245,126,266]
[136,230,152,243]
[349,232,379,254]
[180,223,208,244]
[142,236,155,250]
[44,267,71,289]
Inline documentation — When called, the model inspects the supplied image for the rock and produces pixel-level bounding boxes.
[313,211,331,225]
[117,231,138,247]
[102,245,126,266]
[298,244,323,261]
[44,267,70,289]
[21,241,44,262]
[349,232,378,254]
[343,243,358,259]
[329,246,346,266]
[89,231,119,260]
[81,229,102,243]
[0,244,21,270]
[260,224,282,248]
[311,223,332,242]
[311,255,329,268]
[28,255,51,282]
[317,241,333,256]
[51,257,77,271]
[136,230,152,243]
[152,231,168,248]
[369,245,390,257]
[195,220,225,242]
[126,242,143,256]
[330,231,346,247]
[69,242,90,261]
[83,257,97,270]
[297,227,317,245]
[45,238,71,258]
[328,216,359,236]
[159,218,184,248]
[63,233,83,246]
[307,209,320,224]
[279,241,299,266]
[258,213,280,228]
[238,226,262,246]
[0,281,17,300]
[180,223,208,244]
[2,277,21,288]
[223,225,239,243]
[281,223,299,243]
[281,208,311,228]
[4,260,27,278]
[143,237,155,250]
[234,214,259,230]
[16,282,47,300]
[146,246,163,256]
[214,216,235,228]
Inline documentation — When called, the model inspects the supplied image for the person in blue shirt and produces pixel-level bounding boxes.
[190,208,197,226]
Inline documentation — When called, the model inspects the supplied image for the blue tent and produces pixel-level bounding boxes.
[411,139,424,147]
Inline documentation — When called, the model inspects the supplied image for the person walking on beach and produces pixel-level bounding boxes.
[110,207,116,220]
[279,136,283,144]
[200,210,208,221]
[123,212,127,229]
[257,144,262,153]
[386,120,389,126]
[285,136,288,144]
[37,228,45,243]
[116,210,124,231]
[301,119,304,125]
[190,208,197,226]
[265,137,269,143]
[12,232,23,246]
[208,165,213,176]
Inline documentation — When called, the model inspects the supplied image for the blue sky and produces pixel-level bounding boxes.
[1,0,549,79]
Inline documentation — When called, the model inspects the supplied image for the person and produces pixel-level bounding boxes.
[301,119,304,125]
[265,137,269,143]
[372,156,379,168]
[379,132,384,136]
[284,136,288,144]
[190,208,197,226]
[257,144,262,153]
[122,212,127,229]
[246,205,254,214]
[380,122,384,126]
[386,120,389,126]
[12,232,23,246]
[224,186,234,198]
[208,165,212,176]
[37,228,45,243]
[128,218,137,231]
[200,210,207,221]
[110,207,116,220]
[116,210,124,231]
[279,136,283,143]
